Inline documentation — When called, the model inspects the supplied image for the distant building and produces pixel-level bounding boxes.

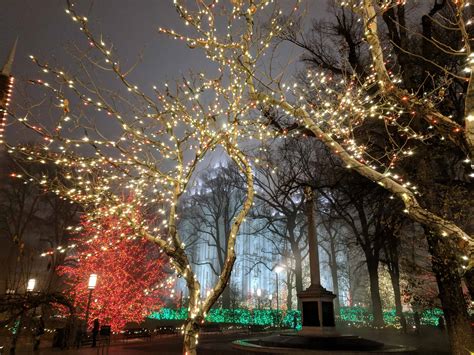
[175,163,283,307]
[173,162,353,310]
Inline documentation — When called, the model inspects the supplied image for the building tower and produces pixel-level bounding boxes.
[0,38,17,148]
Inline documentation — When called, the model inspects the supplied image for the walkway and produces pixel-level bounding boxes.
[5,327,450,355]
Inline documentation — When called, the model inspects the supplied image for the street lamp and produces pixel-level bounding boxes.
[256,288,262,309]
[26,278,36,292]
[274,266,284,326]
[85,274,97,329]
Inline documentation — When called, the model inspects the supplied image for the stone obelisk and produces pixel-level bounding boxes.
[297,186,337,334]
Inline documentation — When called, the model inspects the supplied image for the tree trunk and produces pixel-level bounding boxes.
[366,259,384,327]
[329,238,341,315]
[286,271,293,310]
[388,269,403,324]
[294,256,304,293]
[221,284,231,309]
[330,260,341,316]
[465,268,474,301]
[295,251,303,310]
[426,230,473,355]
[183,319,200,355]
[292,245,304,310]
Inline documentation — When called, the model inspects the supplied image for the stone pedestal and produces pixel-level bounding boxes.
[297,284,337,334]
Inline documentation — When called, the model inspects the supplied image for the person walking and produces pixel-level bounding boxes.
[92,319,100,347]
[437,316,445,332]
[293,313,298,331]
[33,317,45,351]
[413,312,421,335]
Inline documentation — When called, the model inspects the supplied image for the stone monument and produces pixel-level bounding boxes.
[297,186,337,334]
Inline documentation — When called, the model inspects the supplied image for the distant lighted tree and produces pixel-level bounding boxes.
[58,208,171,331]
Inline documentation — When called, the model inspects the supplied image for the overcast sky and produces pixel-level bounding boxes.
[1,1,324,84]
[1,1,211,83]
[1,0,324,165]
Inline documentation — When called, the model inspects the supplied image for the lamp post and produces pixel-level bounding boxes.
[27,278,37,317]
[85,274,97,330]
[26,278,36,292]
[274,266,284,326]
[256,288,262,309]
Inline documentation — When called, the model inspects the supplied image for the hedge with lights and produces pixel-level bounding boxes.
[149,306,445,328]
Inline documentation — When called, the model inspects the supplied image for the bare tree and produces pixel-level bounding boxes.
[181,161,246,308]
[0,155,44,294]
[9,2,261,353]
[317,209,348,315]
[0,154,79,295]
[251,147,308,309]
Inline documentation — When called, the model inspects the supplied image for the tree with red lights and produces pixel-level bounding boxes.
[58,209,170,331]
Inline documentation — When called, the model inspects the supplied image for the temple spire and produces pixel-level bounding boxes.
[1,37,18,76]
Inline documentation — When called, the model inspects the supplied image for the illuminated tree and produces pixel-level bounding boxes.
[58,210,169,331]
[10,1,257,353]
[9,0,473,353]
[158,1,473,352]
[273,2,474,352]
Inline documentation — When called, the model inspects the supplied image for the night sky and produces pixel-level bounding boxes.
[1,0,323,156]
[2,1,213,85]
[1,1,323,86]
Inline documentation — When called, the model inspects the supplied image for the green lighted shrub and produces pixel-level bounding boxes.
[149,307,301,328]
[338,306,444,327]
[420,308,444,326]
[149,306,443,328]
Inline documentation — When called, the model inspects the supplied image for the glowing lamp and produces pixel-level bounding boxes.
[27,278,36,292]
[274,265,284,274]
[88,274,98,289]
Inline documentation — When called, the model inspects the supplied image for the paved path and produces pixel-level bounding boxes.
[6,327,450,355]
[342,327,450,355]
[8,333,248,355]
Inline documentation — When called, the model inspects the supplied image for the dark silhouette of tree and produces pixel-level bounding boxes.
[0,153,79,294]
[270,2,473,350]
[181,162,246,308]
[250,144,309,308]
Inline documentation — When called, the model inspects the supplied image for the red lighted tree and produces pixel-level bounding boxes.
[58,210,171,331]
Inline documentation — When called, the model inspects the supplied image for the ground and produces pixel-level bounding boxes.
[4,326,450,355]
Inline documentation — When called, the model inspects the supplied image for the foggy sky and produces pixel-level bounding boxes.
[1,1,323,85]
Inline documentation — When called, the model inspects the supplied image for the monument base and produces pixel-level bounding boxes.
[297,284,337,329]
[299,326,340,336]
[232,332,416,354]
